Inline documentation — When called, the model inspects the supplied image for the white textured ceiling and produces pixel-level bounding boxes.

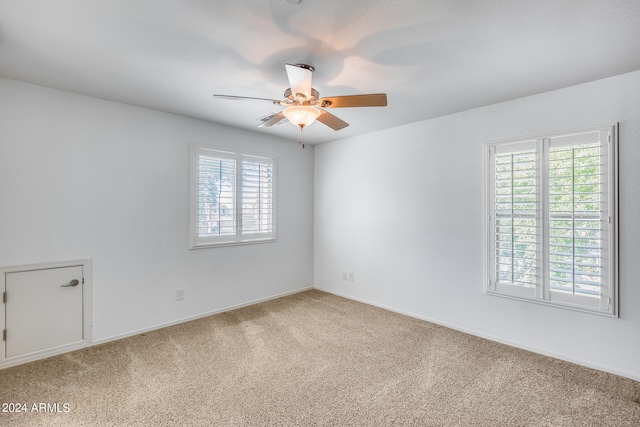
[1,0,639,144]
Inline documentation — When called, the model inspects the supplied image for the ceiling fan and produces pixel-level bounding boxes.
[212,64,387,132]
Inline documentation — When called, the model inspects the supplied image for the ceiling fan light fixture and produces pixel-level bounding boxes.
[282,106,321,128]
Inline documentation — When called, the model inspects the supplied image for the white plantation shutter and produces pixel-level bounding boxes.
[487,125,617,315]
[194,148,237,245]
[191,146,276,248]
[241,156,275,240]
[489,140,539,299]
[545,130,613,310]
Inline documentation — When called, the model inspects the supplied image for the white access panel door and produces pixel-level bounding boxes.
[5,266,83,358]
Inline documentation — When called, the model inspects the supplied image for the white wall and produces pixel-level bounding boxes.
[3,70,639,380]
[314,70,640,381]
[0,77,314,342]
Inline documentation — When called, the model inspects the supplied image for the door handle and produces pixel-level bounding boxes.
[61,279,80,288]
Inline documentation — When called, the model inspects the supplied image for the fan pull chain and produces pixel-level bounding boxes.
[298,125,305,149]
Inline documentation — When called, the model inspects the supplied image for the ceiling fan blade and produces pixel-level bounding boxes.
[212,94,280,104]
[316,110,349,131]
[285,64,313,99]
[318,93,387,108]
[258,111,286,127]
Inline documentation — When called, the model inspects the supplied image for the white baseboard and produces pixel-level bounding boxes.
[92,286,314,346]
[314,286,640,382]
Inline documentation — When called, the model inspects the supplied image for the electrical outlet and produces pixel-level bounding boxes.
[342,272,348,280]
[176,289,184,301]
[348,273,354,282]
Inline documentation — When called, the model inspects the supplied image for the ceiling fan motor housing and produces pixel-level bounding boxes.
[284,88,319,104]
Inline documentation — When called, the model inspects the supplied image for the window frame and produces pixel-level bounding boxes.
[485,124,618,316]
[190,145,277,249]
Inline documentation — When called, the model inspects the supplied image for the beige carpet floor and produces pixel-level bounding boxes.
[0,289,638,426]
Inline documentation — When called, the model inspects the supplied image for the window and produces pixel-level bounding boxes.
[190,146,275,248]
[486,125,618,315]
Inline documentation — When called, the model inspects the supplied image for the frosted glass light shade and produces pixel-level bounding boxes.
[283,106,321,128]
